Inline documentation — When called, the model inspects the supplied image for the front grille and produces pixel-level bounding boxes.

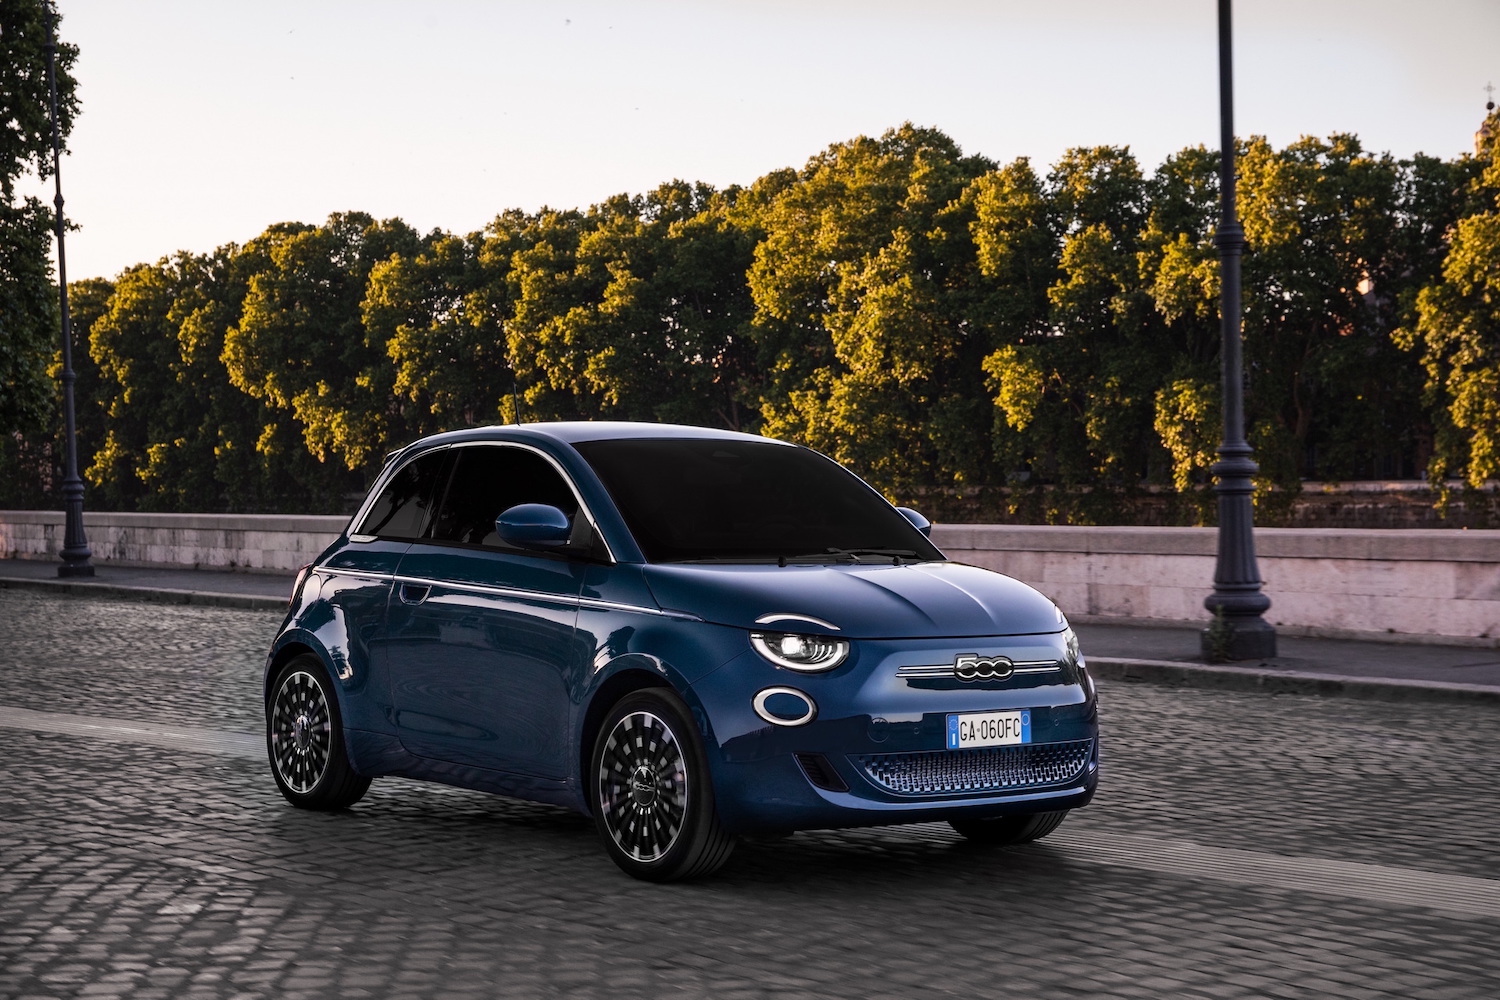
[854,740,1093,797]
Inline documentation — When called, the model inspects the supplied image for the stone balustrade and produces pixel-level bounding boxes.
[3,511,1497,644]
[933,524,1500,644]
[0,510,347,574]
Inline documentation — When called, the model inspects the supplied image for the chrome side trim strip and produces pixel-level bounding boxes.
[580,597,702,621]
[319,568,392,584]
[391,574,685,619]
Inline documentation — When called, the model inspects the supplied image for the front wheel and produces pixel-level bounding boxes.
[949,810,1068,845]
[267,655,371,810]
[590,688,735,882]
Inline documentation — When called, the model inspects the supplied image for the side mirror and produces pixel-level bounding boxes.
[495,503,572,549]
[896,506,931,537]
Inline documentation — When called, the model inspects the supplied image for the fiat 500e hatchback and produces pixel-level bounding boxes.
[264,422,1099,881]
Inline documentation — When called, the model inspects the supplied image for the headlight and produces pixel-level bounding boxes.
[750,631,850,672]
[1064,627,1082,666]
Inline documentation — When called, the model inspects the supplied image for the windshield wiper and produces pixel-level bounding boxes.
[779,547,922,566]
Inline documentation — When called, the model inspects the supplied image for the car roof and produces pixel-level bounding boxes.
[408,421,790,449]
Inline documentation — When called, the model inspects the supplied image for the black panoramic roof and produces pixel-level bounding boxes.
[404,421,789,451]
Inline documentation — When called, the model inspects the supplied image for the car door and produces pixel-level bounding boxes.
[385,443,590,778]
[321,447,452,726]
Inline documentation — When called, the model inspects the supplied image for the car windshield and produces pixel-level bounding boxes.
[572,437,944,564]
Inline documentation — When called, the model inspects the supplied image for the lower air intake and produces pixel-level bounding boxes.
[795,752,849,792]
[855,740,1093,797]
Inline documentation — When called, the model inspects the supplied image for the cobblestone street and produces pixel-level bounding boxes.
[2,589,1498,999]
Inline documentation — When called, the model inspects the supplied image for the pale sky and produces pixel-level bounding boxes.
[22,0,1500,282]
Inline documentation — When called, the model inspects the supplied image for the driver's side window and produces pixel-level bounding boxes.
[428,446,579,550]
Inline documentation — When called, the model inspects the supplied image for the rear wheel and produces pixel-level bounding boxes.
[949,810,1068,845]
[267,655,371,810]
[590,688,735,882]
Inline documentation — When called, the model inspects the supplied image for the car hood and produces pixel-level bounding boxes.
[641,561,1064,639]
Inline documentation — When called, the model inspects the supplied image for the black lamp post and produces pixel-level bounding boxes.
[43,2,93,578]
[1202,0,1274,659]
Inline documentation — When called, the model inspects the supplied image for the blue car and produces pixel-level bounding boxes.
[265,422,1099,881]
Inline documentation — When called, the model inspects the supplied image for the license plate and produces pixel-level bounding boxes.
[946,710,1031,749]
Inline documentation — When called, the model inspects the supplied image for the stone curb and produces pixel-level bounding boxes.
[0,575,289,612]
[1089,656,1500,705]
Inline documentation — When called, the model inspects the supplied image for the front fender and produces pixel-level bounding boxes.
[266,606,389,738]
[573,613,747,807]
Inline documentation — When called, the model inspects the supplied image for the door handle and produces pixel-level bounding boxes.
[398,583,431,605]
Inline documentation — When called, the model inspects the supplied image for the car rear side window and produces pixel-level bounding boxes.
[355,450,450,540]
[428,446,579,549]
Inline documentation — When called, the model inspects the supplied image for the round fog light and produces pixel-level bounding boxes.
[753,687,816,727]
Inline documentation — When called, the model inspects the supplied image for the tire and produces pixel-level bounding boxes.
[949,810,1068,845]
[267,654,371,810]
[590,688,735,882]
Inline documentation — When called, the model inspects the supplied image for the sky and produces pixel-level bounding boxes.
[20,0,1500,282]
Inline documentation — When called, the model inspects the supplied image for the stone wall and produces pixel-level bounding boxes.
[0,511,347,573]
[3,511,1497,643]
[932,524,1500,644]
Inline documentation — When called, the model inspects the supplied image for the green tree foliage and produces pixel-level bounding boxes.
[1136,147,1221,491]
[0,0,78,438]
[746,125,998,492]
[85,247,352,513]
[1397,108,1500,488]
[223,213,422,471]
[1236,135,1406,482]
[0,199,55,434]
[979,145,1187,504]
[367,227,511,434]
[22,119,1499,519]
[505,182,759,429]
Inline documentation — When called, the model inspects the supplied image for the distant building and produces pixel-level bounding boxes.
[1477,85,1496,155]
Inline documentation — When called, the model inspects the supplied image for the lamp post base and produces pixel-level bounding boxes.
[58,561,96,578]
[1201,615,1277,662]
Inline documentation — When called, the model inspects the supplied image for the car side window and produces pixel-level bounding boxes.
[354,450,451,540]
[428,446,580,549]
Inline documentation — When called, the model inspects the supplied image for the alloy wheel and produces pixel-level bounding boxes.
[596,710,689,862]
[270,670,332,794]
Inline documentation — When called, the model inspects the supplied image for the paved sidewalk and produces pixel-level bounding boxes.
[4,556,1498,702]
[0,557,294,610]
[1076,620,1500,703]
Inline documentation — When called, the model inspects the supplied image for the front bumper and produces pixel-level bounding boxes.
[692,634,1101,834]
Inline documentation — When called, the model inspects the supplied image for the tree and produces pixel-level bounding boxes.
[504,184,760,430]
[0,0,79,439]
[1235,134,1412,483]
[367,228,510,434]
[978,145,1173,506]
[745,124,997,493]
[223,213,422,475]
[0,200,55,434]
[1136,146,1221,491]
[1397,107,1500,488]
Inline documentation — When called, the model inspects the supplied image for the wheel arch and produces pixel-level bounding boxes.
[265,636,337,706]
[577,663,716,814]
[578,668,666,809]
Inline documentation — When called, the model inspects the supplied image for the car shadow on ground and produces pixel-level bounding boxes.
[259,774,1095,899]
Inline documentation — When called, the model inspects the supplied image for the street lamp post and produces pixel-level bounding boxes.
[1203,0,1273,659]
[43,2,93,578]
